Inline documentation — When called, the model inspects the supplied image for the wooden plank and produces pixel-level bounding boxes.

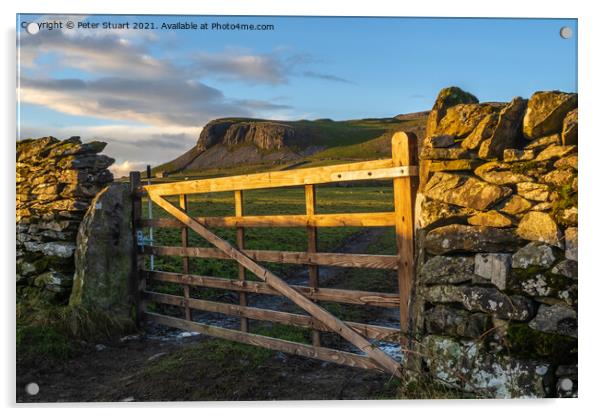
[179,194,191,321]
[145,312,384,372]
[145,270,400,308]
[391,132,418,345]
[331,166,417,182]
[129,171,144,327]
[141,212,396,229]
[305,184,320,347]
[143,246,398,270]
[235,190,248,333]
[144,291,399,341]
[146,191,403,376]
[144,159,399,196]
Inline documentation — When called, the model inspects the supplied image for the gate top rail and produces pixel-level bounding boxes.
[143,158,417,197]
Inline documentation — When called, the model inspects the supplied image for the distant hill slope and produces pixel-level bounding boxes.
[153,113,427,178]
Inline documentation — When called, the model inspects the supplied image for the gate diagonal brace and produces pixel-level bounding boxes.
[146,190,403,377]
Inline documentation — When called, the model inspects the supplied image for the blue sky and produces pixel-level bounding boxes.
[17,14,577,175]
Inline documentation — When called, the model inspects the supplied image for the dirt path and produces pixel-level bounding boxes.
[17,228,402,402]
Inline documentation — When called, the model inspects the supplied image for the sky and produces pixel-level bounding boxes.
[17,14,577,177]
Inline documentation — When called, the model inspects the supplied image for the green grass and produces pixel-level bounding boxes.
[144,338,273,377]
[143,185,395,283]
[254,323,311,344]
[17,324,77,365]
[16,299,135,367]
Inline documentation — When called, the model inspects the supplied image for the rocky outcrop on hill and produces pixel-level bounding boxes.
[16,137,114,302]
[197,119,310,151]
[158,119,316,174]
[157,114,429,175]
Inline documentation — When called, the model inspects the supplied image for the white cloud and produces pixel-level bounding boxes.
[110,160,148,179]
[20,28,171,77]
[17,18,353,170]
[19,75,246,127]
[18,28,297,128]
[194,50,288,85]
[19,75,295,128]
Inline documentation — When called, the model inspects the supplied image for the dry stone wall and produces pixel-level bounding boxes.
[414,87,578,398]
[16,136,114,302]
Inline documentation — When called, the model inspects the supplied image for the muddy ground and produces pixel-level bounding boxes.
[16,328,400,402]
[17,229,407,402]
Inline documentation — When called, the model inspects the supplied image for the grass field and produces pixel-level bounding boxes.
[142,184,397,278]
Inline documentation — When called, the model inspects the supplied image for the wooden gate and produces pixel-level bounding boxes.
[129,132,418,377]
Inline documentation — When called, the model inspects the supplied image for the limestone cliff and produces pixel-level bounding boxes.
[197,119,310,151]
[154,115,428,175]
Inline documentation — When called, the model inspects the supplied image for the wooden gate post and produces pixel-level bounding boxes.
[129,171,144,327]
[179,194,192,321]
[234,190,249,332]
[391,132,418,347]
[305,184,321,347]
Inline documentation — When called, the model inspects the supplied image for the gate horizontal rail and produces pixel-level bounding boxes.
[144,158,416,196]
[130,131,418,377]
[140,211,396,228]
[144,290,398,340]
[143,245,399,269]
[144,270,401,308]
[145,312,383,371]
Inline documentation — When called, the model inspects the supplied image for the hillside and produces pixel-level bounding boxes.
[152,113,427,178]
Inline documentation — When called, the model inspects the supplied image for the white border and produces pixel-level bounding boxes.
[2,1,600,415]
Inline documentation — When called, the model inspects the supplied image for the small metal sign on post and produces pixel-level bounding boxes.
[147,165,154,271]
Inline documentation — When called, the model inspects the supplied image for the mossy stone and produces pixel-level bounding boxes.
[506,323,577,364]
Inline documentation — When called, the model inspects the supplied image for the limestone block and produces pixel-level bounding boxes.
[423,172,512,211]
[551,260,578,280]
[420,255,475,284]
[478,97,527,159]
[503,148,535,162]
[424,305,491,338]
[500,195,533,215]
[528,304,577,338]
[512,242,557,269]
[517,212,563,248]
[523,91,578,139]
[534,145,577,162]
[468,211,513,227]
[425,224,522,255]
[422,335,550,398]
[562,108,578,146]
[516,182,550,202]
[419,284,534,321]
[565,227,577,261]
[475,161,533,185]
[474,253,512,290]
